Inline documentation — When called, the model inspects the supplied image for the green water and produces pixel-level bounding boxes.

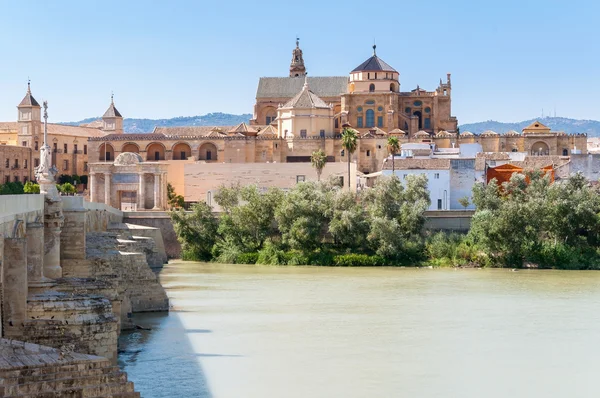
[118,262,600,397]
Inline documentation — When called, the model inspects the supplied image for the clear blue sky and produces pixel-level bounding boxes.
[0,0,598,124]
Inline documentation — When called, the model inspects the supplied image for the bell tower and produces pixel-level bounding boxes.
[17,80,42,149]
[102,93,123,134]
[289,38,306,78]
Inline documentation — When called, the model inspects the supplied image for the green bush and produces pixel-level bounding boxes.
[284,251,310,266]
[236,252,259,264]
[23,181,40,194]
[332,254,386,267]
[256,240,287,265]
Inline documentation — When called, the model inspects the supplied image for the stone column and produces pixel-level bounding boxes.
[26,222,47,284]
[104,172,111,206]
[138,172,145,210]
[3,238,28,338]
[44,226,62,279]
[89,172,95,202]
[162,172,168,210]
[153,173,160,210]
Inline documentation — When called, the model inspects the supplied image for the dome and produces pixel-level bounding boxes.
[114,152,143,165]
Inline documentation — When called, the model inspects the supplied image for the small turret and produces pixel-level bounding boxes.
[17,80,42,148]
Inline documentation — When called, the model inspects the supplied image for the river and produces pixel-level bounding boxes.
[118,261,600,397]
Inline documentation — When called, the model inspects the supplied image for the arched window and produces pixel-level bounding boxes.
[366,109,375,127]
[369,84,375,92]
[390,83,396,92]
[562,148,568,156]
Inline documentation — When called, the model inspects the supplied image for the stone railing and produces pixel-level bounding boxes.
[0,194,44,232]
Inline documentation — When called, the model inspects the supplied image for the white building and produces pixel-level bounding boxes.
[381,143,485,210]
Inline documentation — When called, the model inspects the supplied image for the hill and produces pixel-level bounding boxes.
[459,117,600,136]
[66,112,253,133]
[66,113,600,137]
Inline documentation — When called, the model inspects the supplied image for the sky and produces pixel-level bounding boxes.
[0,0,598,124]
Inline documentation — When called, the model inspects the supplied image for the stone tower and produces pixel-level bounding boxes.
[17,81,42,148]
[289,38,306,77]
[102,94,123,134]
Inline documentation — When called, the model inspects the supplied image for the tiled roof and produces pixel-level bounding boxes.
[383,158,451,170]
[102,102,122,118]
[258,125,278,136]
[389,128,407,135]
[0,121,105,138]
[228,122,258,134]
[153,126,235,136]
[283,83,330,109]
[91,133,167,141]
[257,76,348,98]
[19,86,40,107]
[352,55,397,73]
[0,122,17,132]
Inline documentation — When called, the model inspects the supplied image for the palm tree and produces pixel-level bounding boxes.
[310,149,327,182]
[386,136,400,176]
[341,127,358,191]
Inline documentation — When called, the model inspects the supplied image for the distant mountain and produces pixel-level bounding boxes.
[65,112,253,134]
[459,117,600,137]
[66,113,600,137]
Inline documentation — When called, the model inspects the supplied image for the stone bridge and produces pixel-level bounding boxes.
[0,194,170,397]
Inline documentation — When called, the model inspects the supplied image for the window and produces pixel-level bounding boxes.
[368,73,370,79]
[378,145,381,149]
[4,176,8,183]
[53,143,57,153]
[206,151,212,160]
[357,106,363,112]
[369,84,375,92]
[24,160,27,169]
[266,116,276,125]
[261,151,266,159]
[180,151,186,160]
[63,160,69,170]
[275,143,278,149]
[377,116,383,128]
[357,117,363,128]
[24,177,28,183]
[366,109,375,127]
[106,152,112,161]
[14,176,19,183]
[374,73,377,79]
[341,150,345,157]
[562,148,568,156]
[425,107,431,113]
[64,143,68,153]
[437,199,442,210]
[335,119,339,129]
[366,150,371,157]
[296,175,306,183]
[300,129,307,138]
[434,173,439,179]
[5,159,8,168]
[14,159,19,168]
[74,144,78,153]
[424,118,431,129]
[84,145,87,155]
[83,162,88,171]
[365,100,375,105]
[154,152,159,161]
[34,158,39,167]
[320,130,325,138]
[414,100,423,107]
[405,107,411,114]
[34,141,38,150]
[22,141,27,147]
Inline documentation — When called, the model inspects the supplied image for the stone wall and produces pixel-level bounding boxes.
[121,213,176,259]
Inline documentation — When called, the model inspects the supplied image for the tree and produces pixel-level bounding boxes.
[328,190,369,250]
[79,175,88,186]
[170,202,219,261]
[0,181,24,195]
[167,183,185,209]
[58,174,73,185]
[310,149,327,182]
[214,183,240,214]
[341,127,358,191]
[274,182,332,251]
[386,136,400,176]
[458,196,470,210]
[23,181,40,194]
[58,182,76,195]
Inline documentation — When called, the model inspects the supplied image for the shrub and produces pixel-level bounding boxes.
[236,252,259,264]
[284,251,310,266]
[332,254,386,267]
[23,181,40,194]
[256,239,287,265]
